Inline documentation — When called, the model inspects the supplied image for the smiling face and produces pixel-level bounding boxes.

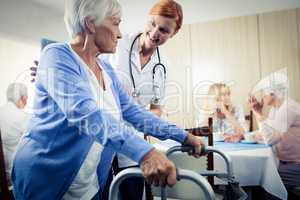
[94,15,122,54]
[143,15,177,49]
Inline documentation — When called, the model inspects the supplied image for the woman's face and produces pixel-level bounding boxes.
[94,15,122,54]
[219,91,231,105]
[143,15,177,49]
[262,93,275,106]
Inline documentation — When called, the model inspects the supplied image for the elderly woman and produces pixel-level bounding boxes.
[198,83,248,142]
[249,70,300,191]
[11,0,204,199]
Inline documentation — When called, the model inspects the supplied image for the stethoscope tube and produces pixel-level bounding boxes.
[129,33,166,98]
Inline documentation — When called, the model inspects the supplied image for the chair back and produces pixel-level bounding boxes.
[185,117,214,185]
[245,110,253,132]
[0,130,10,199]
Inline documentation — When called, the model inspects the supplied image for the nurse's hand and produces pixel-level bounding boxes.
[183,133,206,158]
[140,149,176,187]
[30,60,38,82]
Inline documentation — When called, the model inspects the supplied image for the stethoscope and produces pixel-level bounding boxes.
[129,33,166,104]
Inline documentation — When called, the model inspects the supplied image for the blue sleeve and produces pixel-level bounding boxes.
[38,45,153,164]
[104,64,188,143]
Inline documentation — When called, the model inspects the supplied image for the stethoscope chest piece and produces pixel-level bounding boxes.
[129,33,166,102]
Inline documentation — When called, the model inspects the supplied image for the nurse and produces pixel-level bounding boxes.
[100,0,183,199]
[11,0,204,199]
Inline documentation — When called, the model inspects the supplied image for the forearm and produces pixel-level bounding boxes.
[225,112,245,134]
[253,110,267,122]
[119,89,187,143]
[258,122,282,145]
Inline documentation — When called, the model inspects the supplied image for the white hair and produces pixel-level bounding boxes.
[252,68,289,99]
[6,83,28,105]
[64,0,122,38]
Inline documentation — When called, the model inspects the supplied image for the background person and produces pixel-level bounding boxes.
[198,83,248,143]
[249,70,300,194]
[0,83,30,187]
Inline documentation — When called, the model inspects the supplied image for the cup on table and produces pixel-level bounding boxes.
[243,132,256,142]
[213,132,224,142]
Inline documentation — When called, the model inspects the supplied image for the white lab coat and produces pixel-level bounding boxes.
[101,32,167,108]
[100,32,168,167]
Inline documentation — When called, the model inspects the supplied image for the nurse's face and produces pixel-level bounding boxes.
[143,15,177,49]
[94,15,122,53]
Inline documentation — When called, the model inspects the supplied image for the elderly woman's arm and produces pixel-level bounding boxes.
[110,71,186,144]
[38,45,154,164]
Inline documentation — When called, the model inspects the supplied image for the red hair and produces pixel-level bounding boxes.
[149,0,183,34]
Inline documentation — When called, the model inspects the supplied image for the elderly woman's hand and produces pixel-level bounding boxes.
[140,149,177,187]
[182,133,206,158]
[248,96,263,114]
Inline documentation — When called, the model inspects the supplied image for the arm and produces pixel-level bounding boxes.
[117,84,187,143]
[38,46,153,164]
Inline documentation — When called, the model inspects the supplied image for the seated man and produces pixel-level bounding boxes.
[249,69,300,191]
[0,83,31,186]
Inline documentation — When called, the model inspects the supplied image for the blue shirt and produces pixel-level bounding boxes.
[12,43,187,200]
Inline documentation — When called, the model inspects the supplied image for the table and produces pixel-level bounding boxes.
[153,139,288,200]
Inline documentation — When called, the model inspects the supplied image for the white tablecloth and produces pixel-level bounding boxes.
[153,140,288,200]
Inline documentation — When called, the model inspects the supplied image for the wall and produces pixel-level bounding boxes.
[0,0,68,44]
[0,0,67,106]
[0,38,39,107]
[162,8,300,127]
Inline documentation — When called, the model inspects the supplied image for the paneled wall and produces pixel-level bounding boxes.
[160,25,193,128]
[259,9,300,102]
[162,8,300,127]
[190,15,260,114]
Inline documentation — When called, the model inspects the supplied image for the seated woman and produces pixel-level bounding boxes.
[198,83,248,142]
[249,70,300,190]
[11,0,204,199]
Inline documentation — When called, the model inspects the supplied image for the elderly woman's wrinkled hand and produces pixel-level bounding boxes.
[140,149,177,187]
[183,133,206,158]
[248,95,263,114]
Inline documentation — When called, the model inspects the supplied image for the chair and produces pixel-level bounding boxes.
[184,117,214,185]
[0,130,10,200]
[245,110,253,132]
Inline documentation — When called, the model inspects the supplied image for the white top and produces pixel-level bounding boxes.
[0,101,31,186]
[101,32,167,108]
[63,47,121,200]
[259,97,300,162]
[197,105,248,134]
[101,33,167,168]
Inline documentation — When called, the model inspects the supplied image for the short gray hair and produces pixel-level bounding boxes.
[6,83,28,104]
[64,0,122,38]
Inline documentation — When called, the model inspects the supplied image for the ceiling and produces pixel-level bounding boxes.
[30,0,300,33]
